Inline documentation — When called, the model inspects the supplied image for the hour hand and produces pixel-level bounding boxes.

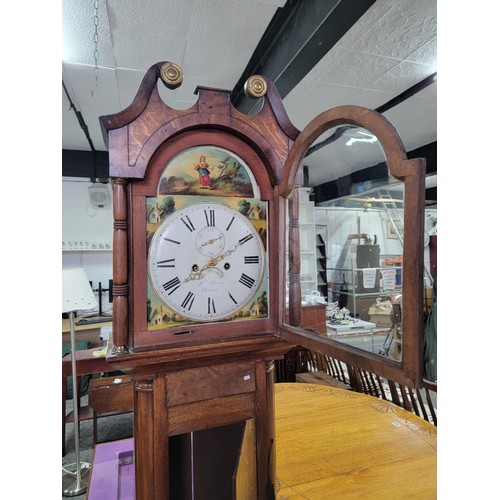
[184,261,223,282]
[184,264,204,282]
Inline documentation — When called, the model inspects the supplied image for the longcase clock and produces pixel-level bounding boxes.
[99,61,425,500]
[99,62,298,499]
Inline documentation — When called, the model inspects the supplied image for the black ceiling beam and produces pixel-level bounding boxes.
[375,72,436,114]
[407,141,437,176]
[62,149,109,180]
[306,72,437,157]
[231,0,376,114]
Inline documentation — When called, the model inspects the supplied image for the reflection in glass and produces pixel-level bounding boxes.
[297,125,407,361]
[315,183,405,362]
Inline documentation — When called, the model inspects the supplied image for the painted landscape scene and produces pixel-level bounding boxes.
[157,145,256,198]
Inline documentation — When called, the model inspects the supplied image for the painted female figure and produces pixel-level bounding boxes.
[194,155,212,189]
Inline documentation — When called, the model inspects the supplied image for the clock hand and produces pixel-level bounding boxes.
[184,254,231,282]
[184,265,224,282]
[200,235,223,247]
[205,234,252,266]
[183,250,232,282]
[184,236,249,282]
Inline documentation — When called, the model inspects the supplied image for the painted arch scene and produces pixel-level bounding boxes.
[157,145,258,198]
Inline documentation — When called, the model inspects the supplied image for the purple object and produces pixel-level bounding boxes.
[87,438,135,500]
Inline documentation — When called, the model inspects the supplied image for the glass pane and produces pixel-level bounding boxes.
[289,125,410,362]
[316,181,404,362]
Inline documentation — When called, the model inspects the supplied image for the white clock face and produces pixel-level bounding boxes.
[148,202,265,321]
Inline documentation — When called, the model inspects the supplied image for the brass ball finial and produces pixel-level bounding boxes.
[244,75,268,99]
[160,62,183,89]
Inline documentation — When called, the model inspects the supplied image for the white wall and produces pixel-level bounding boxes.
[62,179,114,315]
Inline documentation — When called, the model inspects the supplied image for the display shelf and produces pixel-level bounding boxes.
[62,241,113,252]
[286,188,327,298]
[63,249,113,253]
[286,187,323,298]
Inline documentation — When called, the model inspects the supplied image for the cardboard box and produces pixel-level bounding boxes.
[368,313,393,327]
[368,303,393,327]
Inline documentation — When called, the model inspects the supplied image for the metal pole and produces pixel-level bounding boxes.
[62,310,89,496]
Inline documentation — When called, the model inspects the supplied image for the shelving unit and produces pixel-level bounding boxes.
[331,266,401,319]
[315,232,327,298]
[297,188,321,298]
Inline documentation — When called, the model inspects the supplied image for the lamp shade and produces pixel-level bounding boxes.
[62,268,98,313]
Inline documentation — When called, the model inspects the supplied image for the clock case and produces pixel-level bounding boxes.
[100,61,426,386]
[99,62,426,499]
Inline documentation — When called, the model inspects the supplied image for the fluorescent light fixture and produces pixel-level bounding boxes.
[346,131,378,147]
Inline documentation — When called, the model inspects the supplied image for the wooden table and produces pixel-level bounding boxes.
[274,383,437,499]
[62,347,113,456]
[62,318,112,347]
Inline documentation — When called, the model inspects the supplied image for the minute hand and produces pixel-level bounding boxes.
[210,234,253,265]
[184,234,253,283]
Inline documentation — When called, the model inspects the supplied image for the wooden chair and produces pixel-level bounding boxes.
[295,350,437,426]
[87,375,134,444]
[348,365,437,425]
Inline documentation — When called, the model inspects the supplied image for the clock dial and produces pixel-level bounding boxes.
[148,202,265,321]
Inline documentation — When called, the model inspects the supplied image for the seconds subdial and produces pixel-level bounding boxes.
[195,226,225,257]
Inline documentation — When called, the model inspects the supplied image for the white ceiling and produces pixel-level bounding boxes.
[62,0,437,188]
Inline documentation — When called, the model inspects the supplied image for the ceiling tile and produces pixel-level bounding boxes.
[405,37,437,70]
[333,0,396,52]
[285,81,393,130]
[184,0,283,86]
[370,60,436,93]
[316,50,400,89]
[352,0,437,61]
[106,0,193,69]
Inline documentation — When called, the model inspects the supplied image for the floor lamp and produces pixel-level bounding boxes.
[62,268,98,497]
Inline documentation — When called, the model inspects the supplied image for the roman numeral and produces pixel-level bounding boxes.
[162,277,181,295]
[228,292,237,305]
[208,297,216,314]
[181,216,195,232]
[226,216,235,231]
[239,234,254,245]
[163,237,180,245]
[204,209,215,227]
[244,256,259,264]
[181,291,195,310]
[239,273,255,289]
[157,258,175,268]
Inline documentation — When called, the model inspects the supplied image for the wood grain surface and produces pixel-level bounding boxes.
[274,383,436,499]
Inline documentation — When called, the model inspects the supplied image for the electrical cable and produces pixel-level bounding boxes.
[62,80,99,182]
